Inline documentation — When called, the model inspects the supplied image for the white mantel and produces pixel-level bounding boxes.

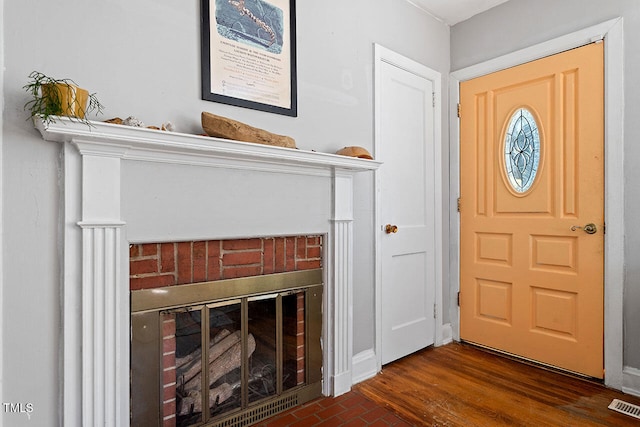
[36,117,380,427]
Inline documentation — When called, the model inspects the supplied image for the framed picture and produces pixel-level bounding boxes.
[201,0,297,117]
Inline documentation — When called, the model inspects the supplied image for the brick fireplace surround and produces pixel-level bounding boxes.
[130,236,322,289]
[131,236,322,425]
[37,117,380,426]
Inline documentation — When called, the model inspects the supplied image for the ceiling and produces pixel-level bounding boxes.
[408,0,512,25]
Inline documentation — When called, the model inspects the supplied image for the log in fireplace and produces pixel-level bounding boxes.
[130,237,323,426]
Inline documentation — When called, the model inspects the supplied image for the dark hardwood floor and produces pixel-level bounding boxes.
[354,342,640,426]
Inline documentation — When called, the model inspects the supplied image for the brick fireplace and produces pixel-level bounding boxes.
[36,117,380,426]
[130,237,323,425]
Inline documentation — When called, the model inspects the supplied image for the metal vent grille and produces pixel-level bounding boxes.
[210,394,299,427]
[609,399,640,420]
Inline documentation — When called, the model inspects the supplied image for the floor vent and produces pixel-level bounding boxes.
[608,399,640,420]
[209,394,299,427]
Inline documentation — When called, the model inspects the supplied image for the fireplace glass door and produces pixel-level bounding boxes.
[131,270,322,427]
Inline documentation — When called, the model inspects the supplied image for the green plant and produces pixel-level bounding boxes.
[23,71,105,126]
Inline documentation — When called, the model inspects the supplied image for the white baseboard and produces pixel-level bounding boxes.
[622,366,640,398]
[333,371,353,397]
[352,349,379,385]
[438,323,453,346]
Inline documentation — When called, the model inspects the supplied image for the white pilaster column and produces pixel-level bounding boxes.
[80,224,124,426]
[78,152,128,427]
[331,170,354,396]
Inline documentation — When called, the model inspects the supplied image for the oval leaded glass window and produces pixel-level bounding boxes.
[504,108,541,193]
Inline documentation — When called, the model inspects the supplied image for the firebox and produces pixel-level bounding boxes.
[131,269,323,426]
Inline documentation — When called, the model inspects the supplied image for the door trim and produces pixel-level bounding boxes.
[374,44,444,372]
[0,1,4,423]
[450,18,624,389]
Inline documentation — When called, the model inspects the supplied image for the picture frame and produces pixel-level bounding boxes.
[201,0,297,117]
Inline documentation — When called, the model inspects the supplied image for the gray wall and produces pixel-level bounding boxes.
[451,0,640,370]
[1,0,449,425]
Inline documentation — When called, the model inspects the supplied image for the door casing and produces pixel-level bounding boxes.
[373,44,444,373]
[450,18,624,389]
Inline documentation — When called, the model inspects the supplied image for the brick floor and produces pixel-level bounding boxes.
[256,391,412,427]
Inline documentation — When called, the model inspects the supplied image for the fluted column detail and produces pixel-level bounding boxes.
[331,171,354,396]
[80,224,125,426]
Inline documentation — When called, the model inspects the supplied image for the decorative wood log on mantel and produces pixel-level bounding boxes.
[202,111,296,149]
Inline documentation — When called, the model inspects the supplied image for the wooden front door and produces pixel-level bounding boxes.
[459,42,604,378]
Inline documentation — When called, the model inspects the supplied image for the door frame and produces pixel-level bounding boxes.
[0,1,4,423]
[450,18,624,389]
[373,44,444,372]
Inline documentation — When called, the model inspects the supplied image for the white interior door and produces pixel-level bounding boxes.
[377,50,438,365]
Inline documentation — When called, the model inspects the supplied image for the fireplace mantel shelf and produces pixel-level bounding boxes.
[35,116,381,175]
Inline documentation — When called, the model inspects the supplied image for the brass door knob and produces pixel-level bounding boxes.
[385,224,398,234]
[570,223,597,234]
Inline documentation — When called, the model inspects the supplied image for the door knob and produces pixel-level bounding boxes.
[385,224,398,234]
[570,223,597,234]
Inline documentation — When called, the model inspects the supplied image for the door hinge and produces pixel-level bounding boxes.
[457,197,461,213]
[432,92,436,108]
[434,303,437,319]
[457,103,461,118]
[603,222,606,234]
[457,291,461,307]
